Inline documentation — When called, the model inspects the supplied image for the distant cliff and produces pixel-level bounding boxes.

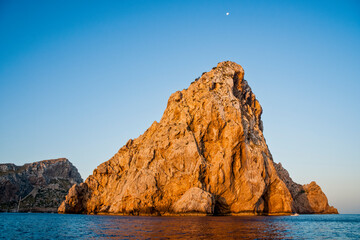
[0,158,82,212]
[59,61,337,215]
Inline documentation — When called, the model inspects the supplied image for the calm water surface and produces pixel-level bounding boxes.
[0,213,359,239]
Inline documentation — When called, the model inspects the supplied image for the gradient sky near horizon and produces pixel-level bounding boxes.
[1,0,359,213]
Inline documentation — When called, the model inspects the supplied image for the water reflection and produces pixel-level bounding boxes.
[1,213,359,239]
[86,216,292,239]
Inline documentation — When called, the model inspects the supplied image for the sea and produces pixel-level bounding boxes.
[0,213,359,239]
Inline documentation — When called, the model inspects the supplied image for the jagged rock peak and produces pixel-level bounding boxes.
[59,61,337,215]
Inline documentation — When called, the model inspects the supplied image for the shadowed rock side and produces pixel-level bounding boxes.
[274,163,338,214]
[0,158,83,212]
[59,61,337,215]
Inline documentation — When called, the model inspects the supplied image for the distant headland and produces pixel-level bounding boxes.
[0,158,82,212]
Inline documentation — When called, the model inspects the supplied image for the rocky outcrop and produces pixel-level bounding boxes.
[59,61,337,215]
[0,158,82,212]
[274,163,338,214]
[172,187,215,215]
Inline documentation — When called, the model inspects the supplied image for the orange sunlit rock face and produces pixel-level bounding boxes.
[58,61,337,215]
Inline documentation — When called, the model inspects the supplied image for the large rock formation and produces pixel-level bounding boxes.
[0,158,82,212]
[59,61,337,215]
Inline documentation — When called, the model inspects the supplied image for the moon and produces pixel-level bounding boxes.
[226,12,229,16]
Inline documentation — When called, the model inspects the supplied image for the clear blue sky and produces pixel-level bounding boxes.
[0,0,359,214]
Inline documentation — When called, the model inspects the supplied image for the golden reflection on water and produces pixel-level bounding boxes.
[86,216,291,239]
[1,213,358,239]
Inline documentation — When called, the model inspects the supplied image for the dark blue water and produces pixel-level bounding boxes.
[0,213,359,239]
